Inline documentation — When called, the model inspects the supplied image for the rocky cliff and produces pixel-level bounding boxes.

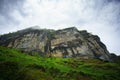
[0,27,111,61]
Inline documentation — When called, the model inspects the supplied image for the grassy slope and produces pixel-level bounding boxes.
[0,46,120,80]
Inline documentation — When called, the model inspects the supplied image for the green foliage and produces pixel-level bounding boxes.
[49,31,56,40]
[0,46,120,80]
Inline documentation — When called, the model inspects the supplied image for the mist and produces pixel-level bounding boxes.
[0,0,120,55]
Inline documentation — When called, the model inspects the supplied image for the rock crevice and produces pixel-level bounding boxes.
[0,27,111,61]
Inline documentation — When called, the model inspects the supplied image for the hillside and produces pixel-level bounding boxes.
[0,27,111,61]
[0,46,120,80]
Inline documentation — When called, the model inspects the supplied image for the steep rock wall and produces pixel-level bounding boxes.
[0,27,111,61]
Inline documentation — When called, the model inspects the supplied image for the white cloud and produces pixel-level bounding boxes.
[0,0,120,55]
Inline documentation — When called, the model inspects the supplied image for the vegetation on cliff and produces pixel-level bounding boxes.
[0,27,112,61]
[0,46,120,80]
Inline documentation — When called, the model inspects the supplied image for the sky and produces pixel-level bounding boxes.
[0,0,120,55]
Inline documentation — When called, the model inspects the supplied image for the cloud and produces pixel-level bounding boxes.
[0,0,25,33]
[79,0,120,55]
[0,0,120,55]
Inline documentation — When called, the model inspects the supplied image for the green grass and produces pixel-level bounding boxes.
[0,46,120,80]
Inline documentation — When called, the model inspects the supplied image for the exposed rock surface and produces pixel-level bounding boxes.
[0,27,111,61]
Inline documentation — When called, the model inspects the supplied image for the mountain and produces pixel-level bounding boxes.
[0,27,111,61]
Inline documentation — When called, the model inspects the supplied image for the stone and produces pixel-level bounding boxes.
[0,27,111,61]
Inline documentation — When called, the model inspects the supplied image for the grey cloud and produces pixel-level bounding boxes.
[0,0,25,15]
[0,0,120,55]
[0,0,25,25]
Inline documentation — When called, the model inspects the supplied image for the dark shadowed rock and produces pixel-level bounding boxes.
[0,27,111,61]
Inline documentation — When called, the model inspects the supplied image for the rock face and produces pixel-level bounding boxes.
[0,27,111,61]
